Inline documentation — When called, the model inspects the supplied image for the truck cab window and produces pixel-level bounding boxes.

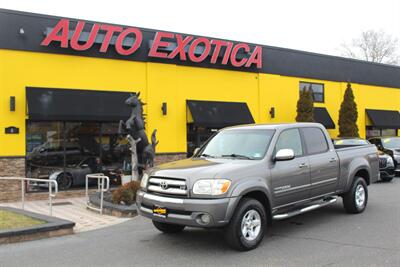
[275,128,303,156]
[301,127,329,154]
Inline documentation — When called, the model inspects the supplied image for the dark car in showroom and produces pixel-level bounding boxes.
[31,157,122,190]
[368,137,400,176]
[333,138,394,182]
[27,140,85,167]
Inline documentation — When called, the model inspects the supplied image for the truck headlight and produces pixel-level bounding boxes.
[140,173,149,189]
[192,179,231,195]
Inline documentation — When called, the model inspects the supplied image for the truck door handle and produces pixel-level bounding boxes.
[329,158,337,163]
[298,163,308,168]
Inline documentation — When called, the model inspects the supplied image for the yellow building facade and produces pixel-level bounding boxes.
[1,49,399,157]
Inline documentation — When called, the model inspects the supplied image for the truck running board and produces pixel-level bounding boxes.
[272,197,337,220]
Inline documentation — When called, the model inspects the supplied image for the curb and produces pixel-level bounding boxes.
[0,207,75,244]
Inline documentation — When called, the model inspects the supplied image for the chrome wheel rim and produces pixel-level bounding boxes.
[241,209,261,241]
[355,184,366,208]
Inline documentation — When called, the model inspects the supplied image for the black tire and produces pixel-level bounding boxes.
[342,177,368,214]
[224,198,267,251]
[152,220,185,234]
[56,173,73,190]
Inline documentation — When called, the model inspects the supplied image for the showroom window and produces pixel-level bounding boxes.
[299,82,325,103]
[26,121,129,191]
[366,127,398,138]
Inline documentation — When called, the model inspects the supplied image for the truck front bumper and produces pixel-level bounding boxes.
[136,190,238,228]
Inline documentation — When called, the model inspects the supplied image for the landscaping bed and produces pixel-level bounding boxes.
[0,207,75,245]
[88,191,137,218]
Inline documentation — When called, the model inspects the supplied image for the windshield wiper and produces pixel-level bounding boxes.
[221,154,253,160]
[199,153,216,158]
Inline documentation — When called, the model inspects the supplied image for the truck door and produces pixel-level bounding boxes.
[300,127,339,197]
[271,128,311,207]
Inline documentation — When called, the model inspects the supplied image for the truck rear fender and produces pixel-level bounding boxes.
[344,159,371,192]
[225,180,272,222]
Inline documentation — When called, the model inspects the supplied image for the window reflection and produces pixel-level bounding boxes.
[299,82,325,103]
[26,121,130,191]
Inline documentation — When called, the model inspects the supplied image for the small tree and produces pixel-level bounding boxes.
[338,83,359,137]
[296,86,314,122]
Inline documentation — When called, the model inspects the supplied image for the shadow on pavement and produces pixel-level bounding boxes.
[144,202,350,253]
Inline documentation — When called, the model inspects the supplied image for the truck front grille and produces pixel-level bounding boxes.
[147,177,188,196]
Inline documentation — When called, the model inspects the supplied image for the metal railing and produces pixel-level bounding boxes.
[0,177,58,216]
[85,174,110,215]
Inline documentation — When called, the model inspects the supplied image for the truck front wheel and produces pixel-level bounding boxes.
[152,220,185,233]
[342,176,368,214]
[224,198,267,251]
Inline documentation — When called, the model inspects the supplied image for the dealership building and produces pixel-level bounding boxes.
[0,9,399,199]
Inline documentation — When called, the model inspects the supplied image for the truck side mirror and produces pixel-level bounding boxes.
[274,149,295,161]
[193,147,200,156]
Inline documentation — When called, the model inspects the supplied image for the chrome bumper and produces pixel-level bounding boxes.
[136,190,238,227]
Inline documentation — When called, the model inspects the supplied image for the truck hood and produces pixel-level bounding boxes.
[149,157,261,182]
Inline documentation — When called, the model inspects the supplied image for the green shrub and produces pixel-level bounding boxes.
[338,82,359,137]
[296,86,314,122]
[112,180,140,205]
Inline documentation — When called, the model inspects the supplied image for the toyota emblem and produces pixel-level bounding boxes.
[160,181,168,190]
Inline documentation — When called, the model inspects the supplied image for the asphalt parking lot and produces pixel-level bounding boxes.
[0,178,399,267]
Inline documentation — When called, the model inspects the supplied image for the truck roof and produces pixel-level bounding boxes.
[223,122,325,131]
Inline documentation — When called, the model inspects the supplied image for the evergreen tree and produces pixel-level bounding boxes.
[338,82,359,137]
[296,86,314,122]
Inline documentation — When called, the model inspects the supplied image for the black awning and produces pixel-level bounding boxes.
[26,87,132,122]
[314,107,335,129]
[366,109,400,128]
[187,100,254,128]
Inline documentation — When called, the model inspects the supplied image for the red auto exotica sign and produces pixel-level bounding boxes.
[41,19,263,68]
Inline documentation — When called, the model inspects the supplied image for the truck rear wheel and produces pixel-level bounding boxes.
[152,220,185,233]
[224,198,267,251]
[342,176,368,214]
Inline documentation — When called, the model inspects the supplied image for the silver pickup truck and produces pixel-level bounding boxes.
[137,123,379,251]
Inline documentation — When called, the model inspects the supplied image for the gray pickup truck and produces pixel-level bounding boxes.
[137,123,379,251]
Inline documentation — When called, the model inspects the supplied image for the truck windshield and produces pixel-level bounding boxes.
[382,137,400,149]
[198,129,275,160]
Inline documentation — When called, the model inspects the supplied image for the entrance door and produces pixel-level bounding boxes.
[271,128,311,207]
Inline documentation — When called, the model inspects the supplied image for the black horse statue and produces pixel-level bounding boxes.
[119,92,158,170]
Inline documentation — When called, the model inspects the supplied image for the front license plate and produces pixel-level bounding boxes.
[153,206,168,218]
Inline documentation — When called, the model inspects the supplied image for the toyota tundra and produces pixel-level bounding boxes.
[137,123,379,251]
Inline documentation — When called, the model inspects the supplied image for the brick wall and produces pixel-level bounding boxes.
[0,157,25,202]
[154,153,187,166]
[0,153,187,202]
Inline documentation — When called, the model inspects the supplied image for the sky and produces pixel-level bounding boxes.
[0,0,399,57]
